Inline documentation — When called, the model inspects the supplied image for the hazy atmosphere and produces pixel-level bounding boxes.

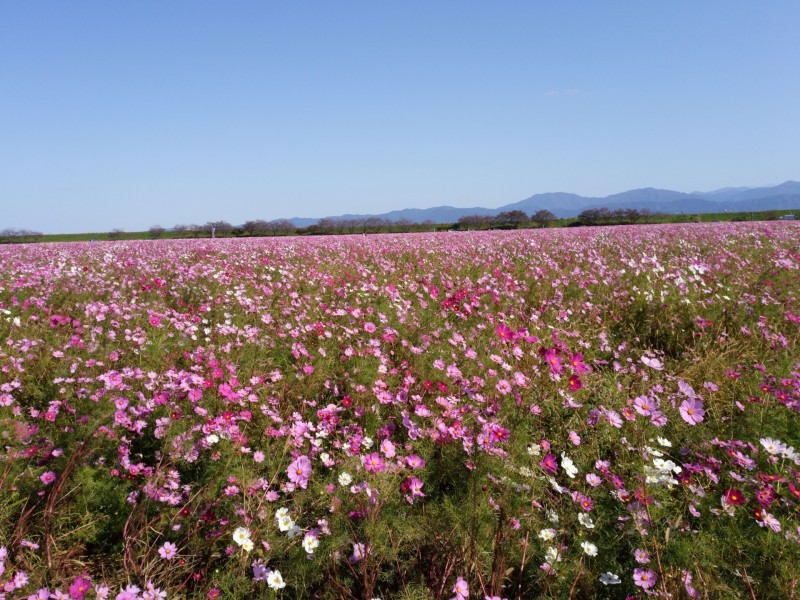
[2,2,799,234]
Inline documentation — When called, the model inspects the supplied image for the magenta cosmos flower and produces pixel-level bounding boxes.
[679,397,705,425]
[363,452,385,474]
[543,348,563,375]
[539,453,558,475]
[569,352,591,374]
[69,574,93,599]
[724,488,746,506]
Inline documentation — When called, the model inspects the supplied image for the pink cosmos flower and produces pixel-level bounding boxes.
[496,379,512,395]
[606,410,623,428]
[633,568,657,589]
[634,548,650,564]
[158,542,178,560]
[380,439,396,458]
[115,584,141,600]
[682,569,699,598]
[406,454,425,469]
[679,397,705,425]
[287,455,312,488]
[633,395,655,416]
[760,512,781,532]
[586,473,602,487]
[402,477,425,503]
[40,471,56,485]
[452,576,469,600]
[640,355,663,370]
[349,542,368,563]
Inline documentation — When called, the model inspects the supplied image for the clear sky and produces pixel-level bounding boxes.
[2,2,799,233]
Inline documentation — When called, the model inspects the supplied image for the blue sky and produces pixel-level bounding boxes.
[2,2,799,233]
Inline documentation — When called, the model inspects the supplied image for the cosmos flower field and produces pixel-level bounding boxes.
[1,223,799,599]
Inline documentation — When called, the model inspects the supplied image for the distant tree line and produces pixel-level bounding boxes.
[0,228,44,244]
[309,217,423,234]
[148,217,438,239]
[457,210,557,229]
[137,208,663,240]
[575,207,654,225]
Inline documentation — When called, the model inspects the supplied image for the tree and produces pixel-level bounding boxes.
[317,218,340,233]
[108,228,125,240]
[242,220,270,236]
[148,225,165,239]
[530,209,556,228]
[268,219,295,235]
[458,215,493,230]
[496,210,528,227]
[365,217,387,233]
[0,228,43,244]
[394,218,413,233]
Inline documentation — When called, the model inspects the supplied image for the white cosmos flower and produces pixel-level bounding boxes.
[302,533,319,554]
[548,477,566,493]
[760,437,785,455]
[241,538,254,552]
[653,458,680,473]
[560,454,578,478]
[782,445,799,463]
[599,572,621,585]
[657,436,672,447]
[578,513,595,529]
[338,472,353,486]
[267,569,286,590]
[580,541,598,556]
[232,526,251,546]
[538,528,557,541]
[544,546,561,563]
[287,524,302,539]
[277,515,295,532]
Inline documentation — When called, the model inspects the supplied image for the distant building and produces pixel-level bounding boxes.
[781,214,797,220]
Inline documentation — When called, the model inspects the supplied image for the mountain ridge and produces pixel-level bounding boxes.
[286,181,800,226]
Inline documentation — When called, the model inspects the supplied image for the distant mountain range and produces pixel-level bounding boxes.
[287,181,800,227]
